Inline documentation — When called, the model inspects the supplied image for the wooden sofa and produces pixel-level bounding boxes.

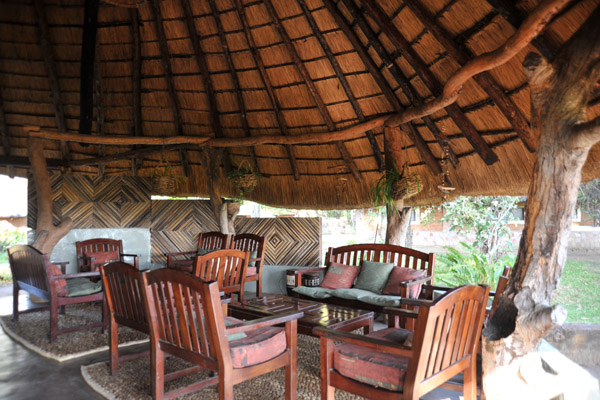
[292,244,435,323]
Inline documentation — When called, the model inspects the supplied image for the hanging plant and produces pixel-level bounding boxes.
[151,159,187,196]
[372,164,422,212]
[227,161,260,197]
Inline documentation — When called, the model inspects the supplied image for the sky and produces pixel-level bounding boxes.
[0,175,28,217]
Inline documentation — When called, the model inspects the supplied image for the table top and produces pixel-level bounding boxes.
[229,294,374,333]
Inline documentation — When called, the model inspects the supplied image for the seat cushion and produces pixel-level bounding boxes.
[292,286,333,299]
[320,263,360,289]
[66,278,103,297]
[330,288,375,300]
[383,267,427,298]
[229,326,286,368]
[354,260,395,294]
[245,266,257,277]
[334,328,412,392]
[224,316,247,342]
[358,294,402,307]
[48,264,68,296]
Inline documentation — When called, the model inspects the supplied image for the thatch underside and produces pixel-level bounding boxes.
[0,0,599,209]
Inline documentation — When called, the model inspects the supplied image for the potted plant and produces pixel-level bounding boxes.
[227,161,260,197]
[151,160,187,196]
[372,164,422,212]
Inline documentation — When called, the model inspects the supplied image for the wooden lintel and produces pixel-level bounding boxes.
[337,0,459,167]
[69,144,190,167]
[235,0,300,180]
[299,0,383,172]
[404,124,442,175]
[361,0,498,165]
[33,0,69,160]
[404,0,535,152]
[151,0,190,176]
[79,0,99,137]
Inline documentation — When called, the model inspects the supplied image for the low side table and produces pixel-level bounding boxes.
[229,294,374,337]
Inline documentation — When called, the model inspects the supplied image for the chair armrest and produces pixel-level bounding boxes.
[398,275,433,287]
[166,251,196,258]
[313,326,413,357]
[398,297,435,307]
[120,253,138,258]
[293,267,327,287]
[382,306,419,320]
[52,261,69,274]
[226,310,304,335]
[422,284,453,292]
[50,271,101,280]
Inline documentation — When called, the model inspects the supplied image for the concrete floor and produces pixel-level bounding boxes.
[0,285,468,400]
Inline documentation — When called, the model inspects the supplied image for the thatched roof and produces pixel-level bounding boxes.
[1,0,599,209]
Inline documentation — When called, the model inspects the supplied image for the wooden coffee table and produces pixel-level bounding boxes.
[228,294,374,337]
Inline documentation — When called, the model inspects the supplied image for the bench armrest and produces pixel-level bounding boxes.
[225,310,304,335]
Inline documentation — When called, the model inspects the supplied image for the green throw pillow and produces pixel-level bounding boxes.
[249,250,258,267]
[354,260,395,294]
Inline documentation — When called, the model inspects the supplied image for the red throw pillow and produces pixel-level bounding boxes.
[382,267,427,298]
[48,264,68,297]
[320,262,360,289]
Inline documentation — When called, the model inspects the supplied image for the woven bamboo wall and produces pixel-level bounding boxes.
[28,174,321,266]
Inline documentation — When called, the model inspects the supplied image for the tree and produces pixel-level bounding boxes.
[482,6,600,399]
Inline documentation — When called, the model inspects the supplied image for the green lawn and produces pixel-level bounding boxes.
[553,260,600,324]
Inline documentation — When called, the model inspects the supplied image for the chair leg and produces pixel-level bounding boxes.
[109,319,119,375]
[151,347,165,400]
[12,284,19,322]
[320,336,335,400]
[218,371,233,400]
[463,362,477,400]
[256,279,262,297]
[49,303,58,343]
[285,323,298,400]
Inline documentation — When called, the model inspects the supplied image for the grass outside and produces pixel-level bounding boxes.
[553,260,600,324]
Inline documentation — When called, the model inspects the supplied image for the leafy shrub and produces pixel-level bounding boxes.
[0,230,27,252]
[435,242,515,288]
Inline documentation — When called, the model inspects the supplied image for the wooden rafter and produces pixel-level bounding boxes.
[330,0,446,174]
[94,39,106,177]
[33,0,69,160]
[360,0,499,165]
[204,0,260,175]
[234,0,301,180]
[298,0,384,172]
[69,144,190,167]
[486,0,557,60]
[405,0,535,152]
[131,7,142,175]
[150,0,190,176]
[263,0,362,182]
[79,0,99,140]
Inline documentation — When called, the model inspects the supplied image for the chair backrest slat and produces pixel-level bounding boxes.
[198,232,231,251]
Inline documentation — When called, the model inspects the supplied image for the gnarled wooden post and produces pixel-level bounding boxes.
[28,138,72,254]
[206,149,240,235]
[482,7,600,399]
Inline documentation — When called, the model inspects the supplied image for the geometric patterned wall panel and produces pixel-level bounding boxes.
[28,173,151,229]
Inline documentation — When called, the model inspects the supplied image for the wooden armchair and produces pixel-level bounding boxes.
[166,231,231,272]
[100,261,149,375]
[315,284,490,400]
[192,249,249,301]
[7,245,107,343]
[141,268,303,400]
[76,238,139,273]
[230,233,265,296]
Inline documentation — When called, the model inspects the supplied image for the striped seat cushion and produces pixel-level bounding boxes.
[333,328,412,392]
[229,326,286,369]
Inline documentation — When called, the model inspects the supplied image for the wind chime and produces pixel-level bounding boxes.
[437,139,455,201]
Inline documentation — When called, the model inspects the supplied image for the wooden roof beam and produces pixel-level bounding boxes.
[150,0,190,176]
[131,8,143,175]
[0,88,15,178]
[69,144,190,167]
[33,0,70,160]
[298,0,384,172]
[79,0,99,141]
[360,0,499,165]
[331,0,446,174]
[263,0,361,182]
[204,0,260,176]
[404,0,535,152]
[234,0,300,180]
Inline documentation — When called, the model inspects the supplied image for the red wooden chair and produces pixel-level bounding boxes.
[141,268,303,400]
[100,261,149,375]
[76,238,139,272]
[7,244,107,343]
[166,231,231,272]
[315,284,490,400]
[230,233,265,296]
[192,249,249,301]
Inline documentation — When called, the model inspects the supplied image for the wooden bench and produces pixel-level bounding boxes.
[293,244,435,325]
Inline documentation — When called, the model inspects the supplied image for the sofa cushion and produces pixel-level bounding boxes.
[383,267,427,298]
[354,260,395,294]
[320,262,360,289]
[293,286,333,299]
[224,316,247,342]
[48,264,68,297]
[229,326,286,368]
[66,278,103,297]
[334,327,412,392]
[358,294,403,307]
[330,288,375,301]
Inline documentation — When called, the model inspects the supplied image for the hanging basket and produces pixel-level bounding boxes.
[392,174,422,200]
[228,160,260,197]
[152,175,177,196]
